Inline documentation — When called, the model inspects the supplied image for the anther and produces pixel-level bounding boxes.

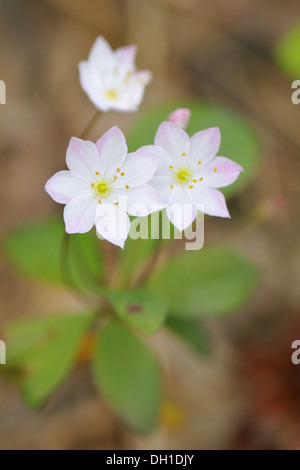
[199,177,203,181]
[121,172,125,176]
[214,168,217,172]
[170,184,173,189]
[91,183,94,187]
[95,171,99,175]
[182,153,186,156]
[117,168,120,172]
[125,185,129,189]
[189,185,193,189]
[169,165,173,169]
[198,161,202,165]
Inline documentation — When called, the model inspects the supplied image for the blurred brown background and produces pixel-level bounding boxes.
[1,0,300,450]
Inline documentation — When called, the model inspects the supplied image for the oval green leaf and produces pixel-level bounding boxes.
[93,320,162,433]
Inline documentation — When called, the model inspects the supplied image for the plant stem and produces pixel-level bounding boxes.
[80,110,102,139]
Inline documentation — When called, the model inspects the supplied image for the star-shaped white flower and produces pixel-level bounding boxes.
[79,36,152,113]
[45,126,161,248]
[144,121,243,231]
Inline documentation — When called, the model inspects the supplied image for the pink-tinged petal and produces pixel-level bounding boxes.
[114,151,158,189]
[66,137,101,180]
[118,184,165,216]
[96,126,127,178]
[195,156,243,188]
[45,170,91,204]
[154,121,190,163]
[95,203,130,249]
[64,194,98,234]
[189,127,221,166]
[87,36,114,69]
[166,186,197,231]
[115,45,137,69]
[189,186,230,218]
[167,108,191,130]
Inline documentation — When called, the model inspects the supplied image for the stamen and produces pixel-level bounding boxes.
[117,168,120,172]
[189,185,193,189]
[170,184,173,189]
[121,172,125,176]
[199,177,203,181]
[115,202,119,206]
[198,161,202,165]
[114,176,117,180]
[214,168,217,172]
[125,185,129,189]
[169,165,173,169]
[193,179,197,183]
[91,183,94,187]
[182,153,186,156]
[98,200,102,204]
[95,171,99,175]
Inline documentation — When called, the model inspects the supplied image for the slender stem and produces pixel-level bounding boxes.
[60,231,73,288]
[134,241,164,288]
[80,110,102,140]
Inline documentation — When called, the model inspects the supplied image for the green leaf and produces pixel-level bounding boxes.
[104,288,168,335]
[127,102,260,198]
[147,247,259,318]
[166,317,211,356]
[93,320,162,433]
[4,312,94,407]
[3,218,103,289]
[275,23,300,78]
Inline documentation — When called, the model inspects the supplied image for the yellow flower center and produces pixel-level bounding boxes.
[96,180,111,197]
[105,90,118,101]
[175,168,191,185]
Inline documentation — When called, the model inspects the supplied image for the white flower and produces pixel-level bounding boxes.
[45,126,162,248]
[79,36,152,113]
[144,121,243,231]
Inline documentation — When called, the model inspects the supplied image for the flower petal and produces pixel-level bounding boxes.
[78,61,111,112]
[189,185,230,218]
[150,174,173,203]
[134,144,173,177]
[66,137,101,180]
[95,203,130,249]
[195,156,243,188]
[64,194,98,234]
[109,72,152,112]
[87,36,114,70]
[166,185,197,231]
[154,121,190,163]
[45,170,91,204]
[189,127,221,166]
[96,126,127,178]
[115,45,137,70]
[114,150,158,189]
[118,184,165,216]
